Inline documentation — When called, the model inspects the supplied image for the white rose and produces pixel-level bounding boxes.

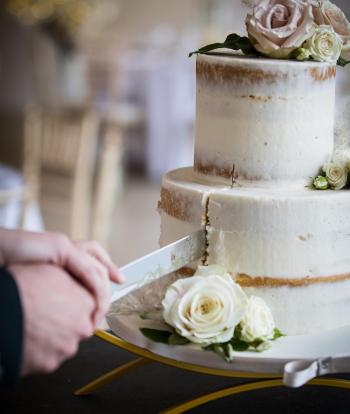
[246,0,315,58]
[333,148,350,165]
[306,24,342,63]
[322,161,348,190]
[313,0,350,61]
[240,296,275,343]
[162,274,247,344]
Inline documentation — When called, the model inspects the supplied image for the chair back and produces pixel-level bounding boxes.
[24,106,99,239]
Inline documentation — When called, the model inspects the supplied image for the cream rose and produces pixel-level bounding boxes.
[246,0,315,58]
[240,296,275,342]
[313,0,350,60]
[322,161,348,190]
[306,24,342,63]
[162,273,247,344]
[333,148,350,165]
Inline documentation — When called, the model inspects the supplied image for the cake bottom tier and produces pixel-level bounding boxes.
[243,278,350,335]
[177,268,350,335]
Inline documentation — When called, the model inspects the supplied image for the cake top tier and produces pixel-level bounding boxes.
[194,53,336,186]
[196,53,337,85]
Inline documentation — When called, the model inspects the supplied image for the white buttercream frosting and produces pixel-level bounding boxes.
[243,280,350,335]
[159,53,350,336]
[194,54,336,184]
[160,167,350,279]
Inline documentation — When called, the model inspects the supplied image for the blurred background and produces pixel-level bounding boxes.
[0,0,349,267]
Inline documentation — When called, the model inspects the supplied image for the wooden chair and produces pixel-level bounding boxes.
[23,105,126,248]
[92,119,123,247]
[24,105,99,240]
[0,109,41,230]
[91,104,143,248]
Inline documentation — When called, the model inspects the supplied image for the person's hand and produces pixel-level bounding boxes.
[10,264,97,376]
[0,229,124,323]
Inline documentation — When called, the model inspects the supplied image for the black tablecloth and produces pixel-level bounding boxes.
[1,336,350,413]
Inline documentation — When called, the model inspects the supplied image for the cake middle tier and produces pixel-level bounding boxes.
[194,54,336,185]
[159,168,350,279]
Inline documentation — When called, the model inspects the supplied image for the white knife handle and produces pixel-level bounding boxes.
[283,356,350,387]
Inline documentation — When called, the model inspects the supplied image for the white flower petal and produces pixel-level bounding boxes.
[240,296,275,342]
[162,270,248,345]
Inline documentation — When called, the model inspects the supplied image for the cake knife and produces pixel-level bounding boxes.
[110,228,206,301]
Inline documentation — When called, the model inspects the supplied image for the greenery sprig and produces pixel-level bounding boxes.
[189,33,350,67]
[189,34,260,58]
[338,56,350,67]
[140,324,284,363]
[203,326,283,362]
[313,161,350,191]
[140,328,189,345]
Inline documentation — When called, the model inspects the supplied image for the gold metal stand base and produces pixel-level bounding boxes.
[75,330,350,413]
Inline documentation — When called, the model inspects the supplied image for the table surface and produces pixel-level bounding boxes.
[2,335,350,414]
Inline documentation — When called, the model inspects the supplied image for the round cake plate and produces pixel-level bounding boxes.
[107,284,350,387]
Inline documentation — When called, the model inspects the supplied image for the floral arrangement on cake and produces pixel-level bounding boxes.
[140,265,283,362]
[190,0,350,66]
[313,157,350,190]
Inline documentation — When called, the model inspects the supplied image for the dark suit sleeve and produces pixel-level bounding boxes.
[0,267,23,387]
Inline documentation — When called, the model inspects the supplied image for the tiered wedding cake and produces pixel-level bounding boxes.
[158,53,350,335]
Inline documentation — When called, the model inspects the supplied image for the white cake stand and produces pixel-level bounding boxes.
[75,280,350,413]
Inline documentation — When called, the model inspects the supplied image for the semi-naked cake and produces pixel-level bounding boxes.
[158,53,350,336]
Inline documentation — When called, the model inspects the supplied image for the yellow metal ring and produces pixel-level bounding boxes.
[161,378,350,414]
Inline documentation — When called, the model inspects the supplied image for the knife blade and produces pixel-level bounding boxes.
[110,228,206,300]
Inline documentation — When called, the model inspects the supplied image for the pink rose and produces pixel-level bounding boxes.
[313,0,350,60]
[314,1,350,39]
[246,0,315,58]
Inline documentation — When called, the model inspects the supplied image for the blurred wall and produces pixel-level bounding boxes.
[0,9,66,167]
[79,0,204,54]
[0,11,34,111]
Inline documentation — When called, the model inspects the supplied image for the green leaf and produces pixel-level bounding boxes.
[140,328,172,344]
[230,337,250,352]
[272,328,284,340]
[204,342,237,362]
[248,339,264,350]
[168,333,190,345]
[189,33,260,58]
[189,42,226,57]
[255,341,272,352]
[140,328,190,346]
[337,56,350,67]
[223,343,235,362]
[203,344,229,361]
[234,324,243,340]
